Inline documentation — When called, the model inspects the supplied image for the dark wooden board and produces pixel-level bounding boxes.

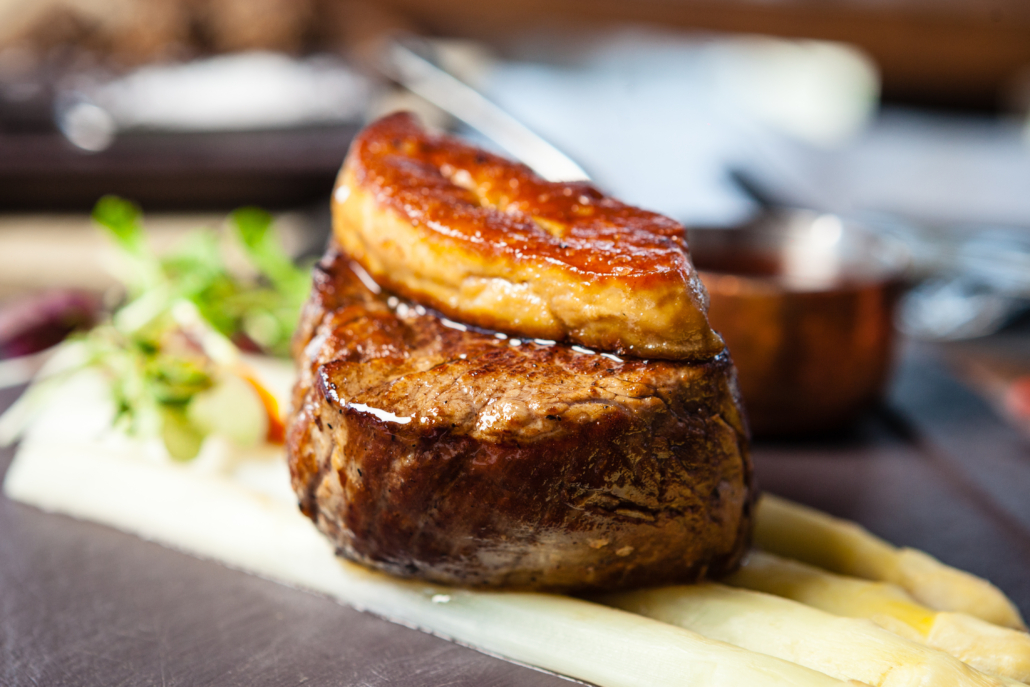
[1,343,1028,685]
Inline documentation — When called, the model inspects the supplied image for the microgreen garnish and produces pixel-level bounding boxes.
[77,196,309,460]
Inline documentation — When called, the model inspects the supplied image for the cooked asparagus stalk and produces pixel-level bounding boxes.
[2,369,849,687]
[599,583,1007,687]
[726,551,1030,683]
[928,613,1030,685]
[756,494,1026,630]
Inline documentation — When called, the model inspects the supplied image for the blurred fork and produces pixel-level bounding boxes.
[378,37,591,184]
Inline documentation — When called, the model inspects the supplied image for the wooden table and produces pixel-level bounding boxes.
[1,342,1028,686]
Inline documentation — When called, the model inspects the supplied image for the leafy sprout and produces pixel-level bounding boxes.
[79,195,311,460]
[93,194,147,255]
[91,195,311,356]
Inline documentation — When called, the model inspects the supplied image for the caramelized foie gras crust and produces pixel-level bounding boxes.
[287,247,755,591]
[332,112,723,361]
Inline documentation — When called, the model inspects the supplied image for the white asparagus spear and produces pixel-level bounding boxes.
[756,494,1026,630]
[599,583,1007,687]
[727,551,1030,683]
[928,613,1030,686]
[2,370,849,687]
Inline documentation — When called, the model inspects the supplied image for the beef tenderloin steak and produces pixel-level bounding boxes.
[286,247,754,592]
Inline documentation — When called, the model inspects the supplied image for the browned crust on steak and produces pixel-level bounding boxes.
[287,247,755,592]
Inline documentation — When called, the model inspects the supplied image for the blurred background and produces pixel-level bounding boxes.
[1,0,1029,437]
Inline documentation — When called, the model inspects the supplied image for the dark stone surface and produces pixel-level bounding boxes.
[1,343,1028,685]
[0,381,574,687]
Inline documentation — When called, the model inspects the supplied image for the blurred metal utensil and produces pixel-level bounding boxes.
[731,167,1030,341]
[891,226,1030,340]
[380,38,591,183]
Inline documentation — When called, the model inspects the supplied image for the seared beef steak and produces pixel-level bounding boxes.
[287,248,754,592]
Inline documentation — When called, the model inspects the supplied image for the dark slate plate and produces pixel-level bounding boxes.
[1,344,1028,686]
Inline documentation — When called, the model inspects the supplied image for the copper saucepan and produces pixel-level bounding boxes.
[689,211,909,437]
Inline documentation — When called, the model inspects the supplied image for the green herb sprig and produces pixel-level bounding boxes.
[80,196,310,460]
[93,196,310,356]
